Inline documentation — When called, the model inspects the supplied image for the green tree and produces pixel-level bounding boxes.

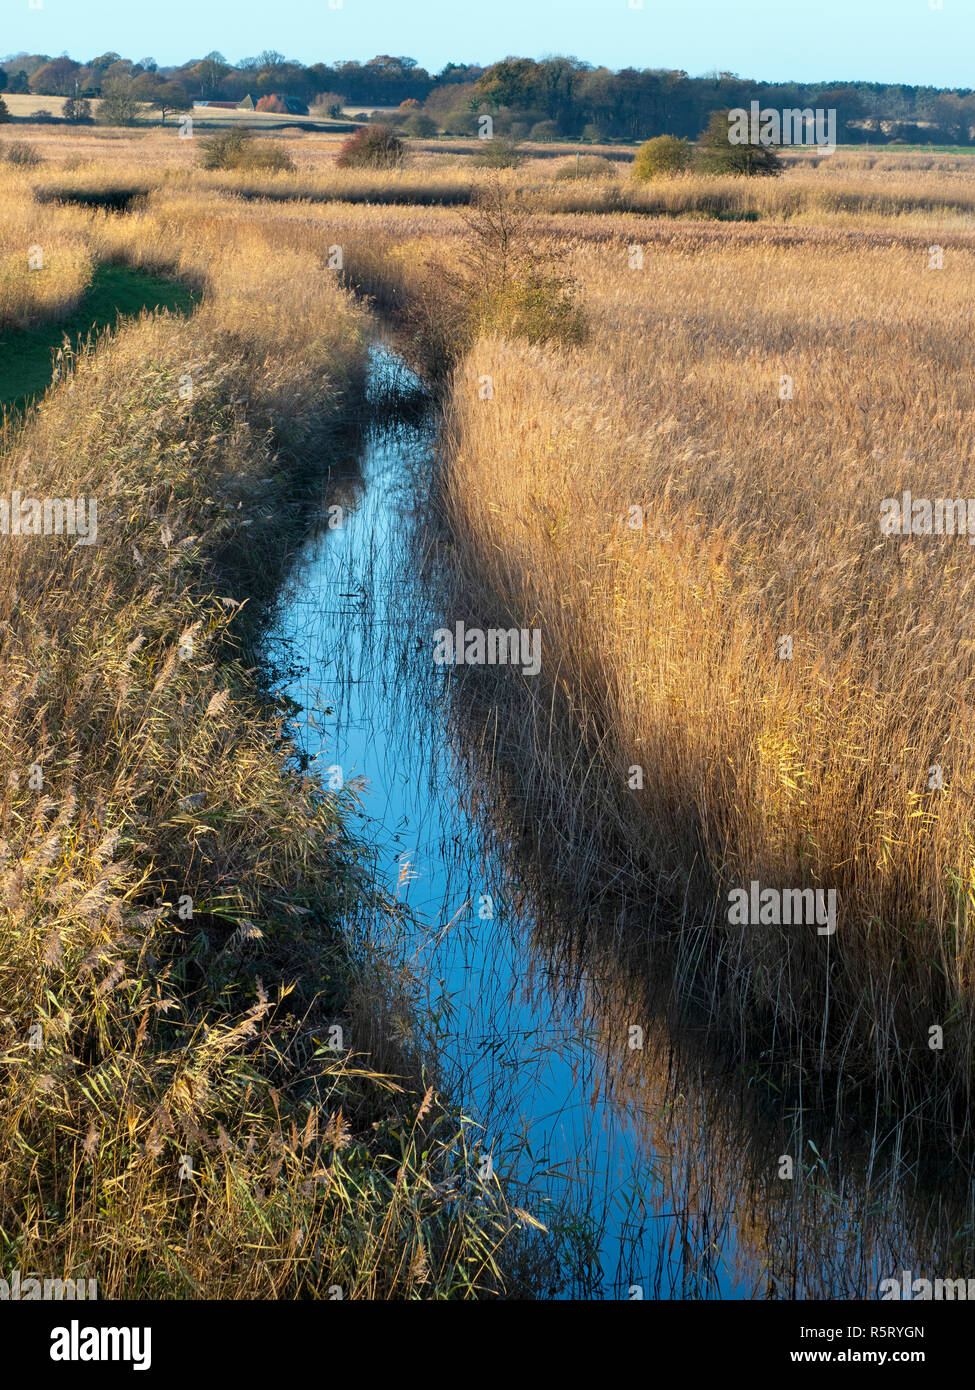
[0,98,9,124]
[474,58,543,111]
[197,126,295,172]
[695,109,782,175]
[198,126,250,168]
[445,177,587,349]
[88,52,123,79]
[633,134,693,179]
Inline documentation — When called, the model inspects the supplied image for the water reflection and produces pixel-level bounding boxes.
[268,347,975,1300]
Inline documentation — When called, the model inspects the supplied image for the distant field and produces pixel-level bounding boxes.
[0,92,357,130]
[2,92,73,117]
[340,104,400,116]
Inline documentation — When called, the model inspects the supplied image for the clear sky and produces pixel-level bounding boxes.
[3,0,973,87]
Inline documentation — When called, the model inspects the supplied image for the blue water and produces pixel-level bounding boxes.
[268,347,965,1300]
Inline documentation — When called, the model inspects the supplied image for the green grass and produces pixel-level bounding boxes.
[0,260,198,414]
[858,142,975,155]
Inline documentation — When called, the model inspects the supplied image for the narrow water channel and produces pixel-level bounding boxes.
[269,346,975,1300]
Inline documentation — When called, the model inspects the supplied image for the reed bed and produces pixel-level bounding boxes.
[436,224,975,1137]
[13,128,975,230]
[7,129,975,1298]
[190,163,975,223]
[0,164,536,1297]
[0,183,94,328]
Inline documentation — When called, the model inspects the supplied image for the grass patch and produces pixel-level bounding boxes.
[0,261,198,414]
[0,191,549,1299]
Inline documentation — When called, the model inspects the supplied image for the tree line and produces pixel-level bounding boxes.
[3,49,974,143]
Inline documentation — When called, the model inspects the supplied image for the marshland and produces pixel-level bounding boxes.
[2,62,975,1305]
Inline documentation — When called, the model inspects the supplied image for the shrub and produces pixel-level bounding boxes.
[472,136,523,168]
[529,120,559,142]
[403,113,438,139]
[4,141,42,166]
[633,134,693,180]
[476,275,588,347]
[62,97,92,124]
[554,154,617,181]
[0,98,9,124]
[447,179,587,350]
[198,126,296,173]
[311,92,346,119]
[438,106,479,136]
[695,109,783,176]
[335,124,405,169]
[581,123,603,143]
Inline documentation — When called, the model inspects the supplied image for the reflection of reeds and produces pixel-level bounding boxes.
[439,646,975,1299]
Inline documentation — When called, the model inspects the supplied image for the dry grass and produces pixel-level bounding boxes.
[0,153,539,1298]
[8,125,975,1298]
[0,190,93,327]
[11,126,975,231]
[434,215,975,1138]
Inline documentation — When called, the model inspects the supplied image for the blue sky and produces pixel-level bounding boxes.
[3,0,973,86]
